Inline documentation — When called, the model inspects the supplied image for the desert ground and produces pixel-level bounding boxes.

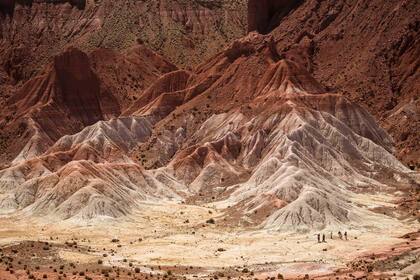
[1,199,418,280]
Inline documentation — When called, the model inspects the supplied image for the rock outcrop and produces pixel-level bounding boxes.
[248,0,303,34]
[0,45,176,165]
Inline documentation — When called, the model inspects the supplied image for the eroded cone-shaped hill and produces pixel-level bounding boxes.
[0,48,104,166]
[261,0,420,167]
[0,45,176,165]
[0,33,416,230]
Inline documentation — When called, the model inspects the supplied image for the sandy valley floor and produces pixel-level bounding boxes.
[0,201,419,280]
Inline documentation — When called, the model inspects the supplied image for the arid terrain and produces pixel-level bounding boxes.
[0,203,419,279]
[0,0,419,279]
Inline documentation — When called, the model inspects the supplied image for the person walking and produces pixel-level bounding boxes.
[317,233,321,243]
[344,231,348,240]
[322,234,326,243]
[338,231,343,240]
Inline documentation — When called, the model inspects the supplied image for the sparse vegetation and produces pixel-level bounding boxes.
[206,218,216,224]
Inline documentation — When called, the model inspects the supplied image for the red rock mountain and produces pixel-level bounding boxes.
[265,0,419,167]
[0,45,175,164]
[0,0,418,228]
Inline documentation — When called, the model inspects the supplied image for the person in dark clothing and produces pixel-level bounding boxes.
[317,233,321,243]
[322,234,326,243]
[344,231,348,240]
[338,231,343,240]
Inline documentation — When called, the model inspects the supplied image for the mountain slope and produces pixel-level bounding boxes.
[0,33,416,231]
[1,0,418,166]
[0,45,176,165]
[260,0,419,167]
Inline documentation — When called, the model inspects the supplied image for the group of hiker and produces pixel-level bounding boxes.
[317,231,348,243]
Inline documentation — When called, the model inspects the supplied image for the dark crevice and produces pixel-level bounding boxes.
[0,0,16,16]
[248,0,304,34]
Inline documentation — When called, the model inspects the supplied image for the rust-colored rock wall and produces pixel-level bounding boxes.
[53,48,102,127]
[248,0,302,34]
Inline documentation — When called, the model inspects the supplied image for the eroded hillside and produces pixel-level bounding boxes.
[261,0,419,167]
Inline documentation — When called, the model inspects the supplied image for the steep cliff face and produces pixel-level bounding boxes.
[0,48,104,163]
[0,45,176,164]
[7,47,102,125]
[247,0,302,34]
[52,48,103,127]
